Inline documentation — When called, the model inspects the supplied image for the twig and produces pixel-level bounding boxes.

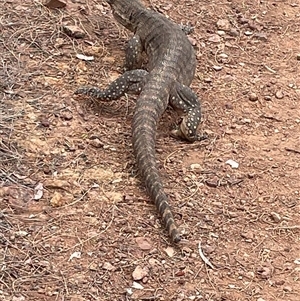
[285,147,300,154]
[266,225,300,231]
[198,242,215,269]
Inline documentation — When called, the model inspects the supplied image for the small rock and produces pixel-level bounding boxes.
[244,31,253,36]
[297,53,300,61]
[257,266,272,279]
[218,53,228,59]
[188,36,197,46]
[205,177,219,188]
[216,19,231,31]
[15,231,28,237]
[60,111,73,120]
[253,32,268,42]
[229,29,239,37]
[175,269,185,277]
[294,258,300,265]
[132,265,148,281]
[40,118,50,127]
[148,258,159,266]
[239,17,249,24]
[164,246,175,257]
[283,286,293,292]
[103,262,114,271]
[44,0,66,9]
[132,281,144,290]
[208,34,221,43]
[212,65,223,71]
[245,271,255,279]
[69,251,81,261]
[264,95,272,101]
[201,245,215,254]
[90,138,104,148]
[242,118,251,123]
[270,212,281,223]
[275,90,284,99]
[257,298,266,301]
[203,77,212,83]
[190,163,201,170]
[89,262,98,271]
[241,232,254,240]
[275,279,285,285]
[50,191,64,207]
[62,25,85,39]
[225,159,239,169]
[225,103,233,110]
[135,237,152,250]
[249,93,258,102]
[217,30,226,36]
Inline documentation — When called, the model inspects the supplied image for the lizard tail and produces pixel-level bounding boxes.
[132,92,181,243]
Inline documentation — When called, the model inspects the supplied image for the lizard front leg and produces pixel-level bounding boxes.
[125,34,144,71]
[75,69,148,100]
[169,82,202,142]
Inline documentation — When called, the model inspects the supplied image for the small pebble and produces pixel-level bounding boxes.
[213,65,223,71]
[283,286,293,292]
[249,93,258,102]
[216,19,231,31]
[253,32,268,41]
[297,53,300,61]
[270,212,281,223]
[219,53,228,59]
[244,31,253,36]
[239,17,249,24]
[275,90,284,99]
[217,30,226,36]
[208,34,221,43]
[264,95,272,101]
[40,119,50,127]
[203,77,212,83]
[229,29,239,37]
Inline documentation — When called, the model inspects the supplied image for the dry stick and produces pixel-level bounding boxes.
[198,242,215,269]
[266,225,300,231]
[285,147,300,154]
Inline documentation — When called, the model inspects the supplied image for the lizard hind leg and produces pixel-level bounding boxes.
[75,69,148,101]
[170,82,202,142]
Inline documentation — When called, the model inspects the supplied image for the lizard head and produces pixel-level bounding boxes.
[105,0,145,32]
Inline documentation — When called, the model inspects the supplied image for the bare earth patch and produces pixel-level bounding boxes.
[0,0,299,300]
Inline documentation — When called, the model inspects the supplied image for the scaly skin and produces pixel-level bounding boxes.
[76,0,202,243]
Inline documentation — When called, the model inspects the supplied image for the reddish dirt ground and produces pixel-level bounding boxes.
[0,0,299,300]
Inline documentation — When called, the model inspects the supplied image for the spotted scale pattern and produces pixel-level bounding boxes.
[125,35,143,70]
[75,69,148,100]
[170,83,202,141]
